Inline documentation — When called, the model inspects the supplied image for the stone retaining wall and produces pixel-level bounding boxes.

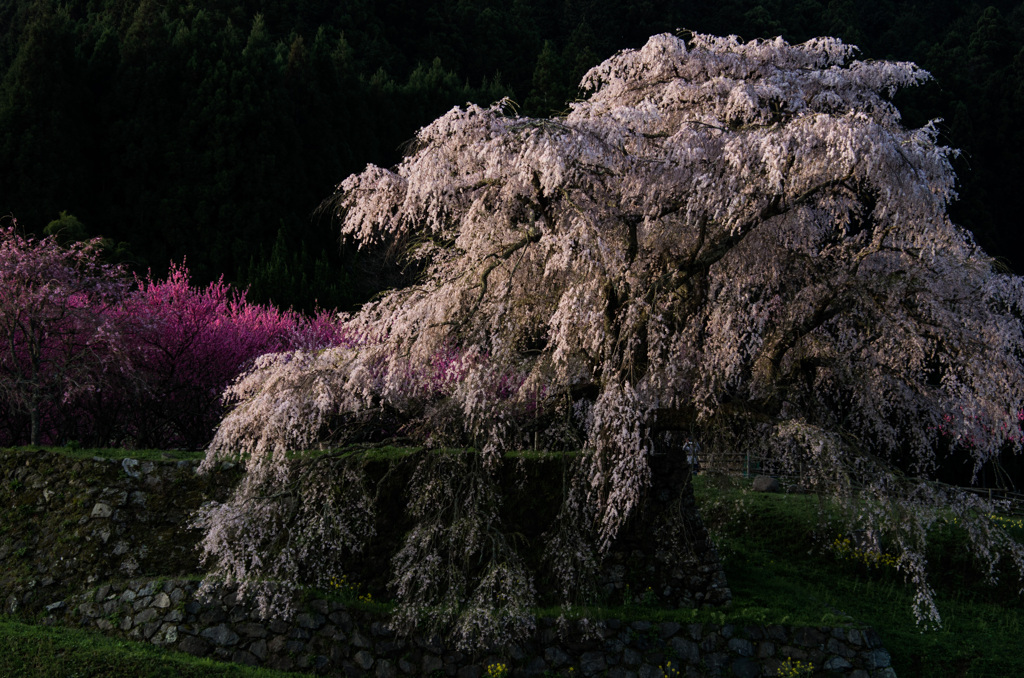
[3,450,898,676]
[54,578,896,678]
[0,449,239,615]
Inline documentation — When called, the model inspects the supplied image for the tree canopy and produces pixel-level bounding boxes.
[201,33,1024,643]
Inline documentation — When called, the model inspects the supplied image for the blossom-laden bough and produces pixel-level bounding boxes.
[199,32,1024,644]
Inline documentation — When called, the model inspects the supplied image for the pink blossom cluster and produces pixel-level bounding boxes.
[0,224,351,448]
[201,32,1024,638]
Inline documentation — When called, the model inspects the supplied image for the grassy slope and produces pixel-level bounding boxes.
[694,476,1024,678]
[1,447,1022,677]
[0,616,311,678]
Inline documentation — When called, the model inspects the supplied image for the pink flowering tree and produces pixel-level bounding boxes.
[0,220,350,448]
[201,33,1024,642]
[0,221,128,445]
[110,264,349,449]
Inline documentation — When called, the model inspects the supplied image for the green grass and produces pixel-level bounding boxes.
[0,616,310,678]
[3,445,205,462]
[693,475,1024,678]
[4,444,584,465]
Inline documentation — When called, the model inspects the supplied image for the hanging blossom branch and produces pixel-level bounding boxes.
[201,32,1024,638]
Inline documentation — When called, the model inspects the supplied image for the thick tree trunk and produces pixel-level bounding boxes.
[602,430,732,608]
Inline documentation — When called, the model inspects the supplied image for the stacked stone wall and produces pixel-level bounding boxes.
[1,449,896,677]
[54,577,895,677]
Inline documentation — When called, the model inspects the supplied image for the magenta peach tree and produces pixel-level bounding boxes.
[0,221,128,445]
[0,221,350,447]
[198,33,1024,644]
[112,264,334,449]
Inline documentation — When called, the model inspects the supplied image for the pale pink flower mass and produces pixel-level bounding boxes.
[199,32,1024,639]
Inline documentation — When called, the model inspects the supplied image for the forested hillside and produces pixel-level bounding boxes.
[2,0,1024,310]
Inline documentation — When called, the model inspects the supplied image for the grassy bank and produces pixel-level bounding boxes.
[0,616,310,678]
[693,475,1024,678]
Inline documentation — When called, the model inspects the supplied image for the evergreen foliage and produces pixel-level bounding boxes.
[3,0,1024,310]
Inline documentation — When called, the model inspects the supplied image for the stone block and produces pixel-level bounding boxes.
[545,647,571,667]
[580,651,607,676]
[702,652,728,677]
[133,608,158,625]
[288,626,312,640]
[354,650,375,670]
[825,656,853,671]
[200,624,239,647]
[376,659,399,678]
[296,612,326,630]
[199,608,227,625]
[78,602,100,618]
[667,637,699,665]
[231,650,259,667]
[730,657,760,678]
[267,634,288,654]
[422,654,444,674]
[751,476,780,493]
[742,625,764,641]
[657,622,681,639]
[793,627,827,648]
[351,630,372,648]
[154,623,178,645]
[727,637,753,657]
[178,635,210,657]
[236,622,268,638]
[523,656,548,674]
[268,619,290,634]
[249,638,268,661]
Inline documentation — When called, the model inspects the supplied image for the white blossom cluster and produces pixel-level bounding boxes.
[201,33,1024,638]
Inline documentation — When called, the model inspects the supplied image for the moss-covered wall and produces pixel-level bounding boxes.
[1,448,730,614]
[0,449,898,676]
[0,449,240,614]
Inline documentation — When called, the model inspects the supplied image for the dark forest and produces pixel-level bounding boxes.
[3,0,1024,311]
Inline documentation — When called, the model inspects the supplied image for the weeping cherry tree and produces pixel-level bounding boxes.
[199,33,1024,644]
